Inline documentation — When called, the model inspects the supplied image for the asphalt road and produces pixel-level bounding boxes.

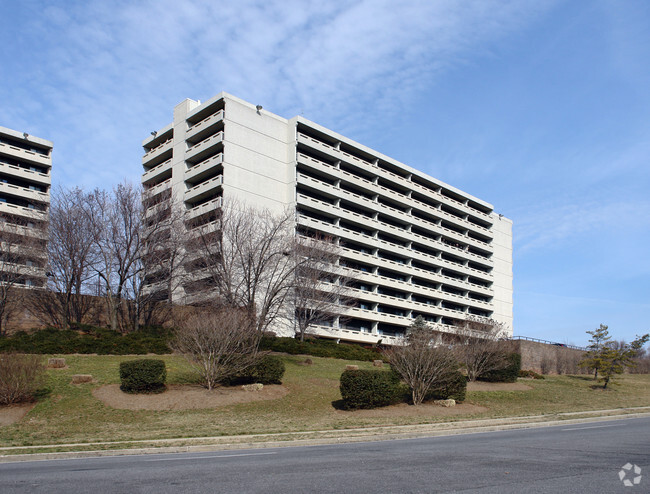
[1,416,648,493]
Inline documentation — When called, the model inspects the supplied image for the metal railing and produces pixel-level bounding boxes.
[510,335,586,351]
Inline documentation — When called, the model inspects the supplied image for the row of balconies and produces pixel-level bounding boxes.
[297,152,493,236]
[296,133,493,223]
[297,215,492,296]
[296,191,493,268]
[296,172,492,249]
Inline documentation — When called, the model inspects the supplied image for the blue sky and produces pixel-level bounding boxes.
[1,0,648,346]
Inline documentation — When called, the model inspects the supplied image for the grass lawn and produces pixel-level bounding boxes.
[1,354,649,450]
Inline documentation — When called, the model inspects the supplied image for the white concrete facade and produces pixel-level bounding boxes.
[0,126,51,287]
[141,93,513,344]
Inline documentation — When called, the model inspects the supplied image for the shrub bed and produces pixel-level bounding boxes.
[261,336,386,362]
[119,359,167,393]
[0,326,172,355]
[478,353,522,383]
[519,369,545,380]
[0,353,46,405]
[339,369,403,409]
[228,355,286,385]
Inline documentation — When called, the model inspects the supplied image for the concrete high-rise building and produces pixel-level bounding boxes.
[141,93,513,344]
[0,126,51,288]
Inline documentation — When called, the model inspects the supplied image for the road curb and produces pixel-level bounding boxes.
[2,407,650,463]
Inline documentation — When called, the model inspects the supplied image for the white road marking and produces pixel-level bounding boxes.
[561,424,624,431]
[144,451,277,462]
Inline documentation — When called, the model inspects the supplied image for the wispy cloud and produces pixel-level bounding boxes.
[514,198,650,253]
[0,0,555,188]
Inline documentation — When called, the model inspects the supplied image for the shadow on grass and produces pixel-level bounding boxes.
[331,399,349,410]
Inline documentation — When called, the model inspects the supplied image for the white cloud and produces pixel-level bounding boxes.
[514,198,650,253]
[0,0,555,188]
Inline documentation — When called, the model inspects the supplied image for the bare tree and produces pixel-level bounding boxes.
[45,187,100,328]
[172,309,263,390]
[87,182,145,332]
[292,234,353,341]
[0,216,46,335]
[386,317,459,405]
[453,316,509,382]
[187,202,298,333]
[132,195,191,327]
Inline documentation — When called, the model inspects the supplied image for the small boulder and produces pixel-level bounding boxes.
[242,383,263,392]
[48,358,66,368]
[71,374,93,384]
[433,399,456,407]
[372,360,383,367]
[345,365,359,371]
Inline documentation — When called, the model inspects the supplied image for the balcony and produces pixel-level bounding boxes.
[142,159,172,186]
[186,197,223,221]
[185,132,223,163]
[186,109,224,141]
[142,138,172,168]
[185,153,223,184]
[0,162,50,187]
[185,175,223,203]
[0,181,49,203]
[0,141,51,167]
[0,200,47,220]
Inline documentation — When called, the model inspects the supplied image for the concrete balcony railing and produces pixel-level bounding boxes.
[142,159,172,186]
[185,196,223,221]
[186,110,224,140]
[0,141,51,167]
[184,175,223,203]
[0,200,47,220]
[0,162,50,186]
[185,153,223,183]
[0,181,49,203]
[142,138,173,166]
[185,132,224,162]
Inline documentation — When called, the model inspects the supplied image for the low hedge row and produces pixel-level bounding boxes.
[260,336,386,362]
[0,326,172,355]
[119,359,167,393]
[478,353,522,383]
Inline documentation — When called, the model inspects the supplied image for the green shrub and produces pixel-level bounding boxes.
[479,353,522,383]
[0,326,172,355]
[426,370,467,402]
[260,336,386,362]
[339,369,403,409]
[519,369,545,380]
[119,359,167,393]
[232,355,286,385]
[0,353,46,405]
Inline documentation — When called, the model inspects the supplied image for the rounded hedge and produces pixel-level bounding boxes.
[339,369,403,410]
[119,359,167,393]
